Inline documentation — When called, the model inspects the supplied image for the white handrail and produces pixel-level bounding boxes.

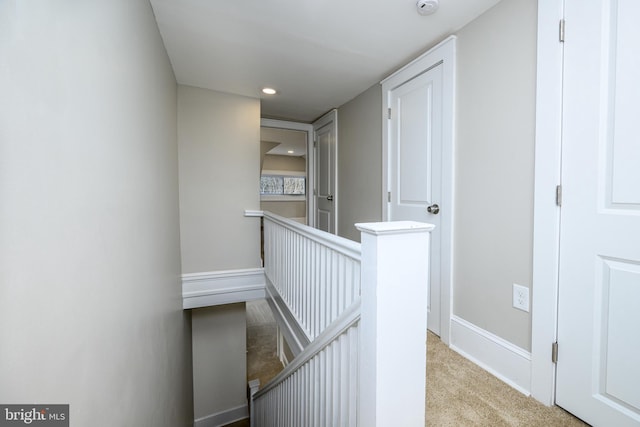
[263,212,361,260]
[255,301,360,398]
[252,304,360,426]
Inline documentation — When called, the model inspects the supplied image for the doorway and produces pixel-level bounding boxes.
[260,119,314,226]
[532,1,640,425]
[382,37,455,343]
[555,0,640,425]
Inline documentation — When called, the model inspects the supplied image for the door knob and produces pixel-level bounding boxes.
[427,203,440,214]
[327,195,334,201]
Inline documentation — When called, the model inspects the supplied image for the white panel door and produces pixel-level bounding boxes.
[388,64,443,335]
[556,0,640,425]
[314,110,337,234]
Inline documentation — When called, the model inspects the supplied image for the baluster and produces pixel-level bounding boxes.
[297,234,302,319]
[303,239,309,335]
[338,253,343,320]
[325,345,332,425]
[333,336,342,426]
[284,228,289,302]
[330,251,337,322]
[315,243,321,338]
[339,332,349,426]
[319,351,326,427]
[292,234,298,318]
[321,246,325,334]
[300,235,305,321]
[312,356,319,427]
[309,241,316,337]
[349,324,359,426]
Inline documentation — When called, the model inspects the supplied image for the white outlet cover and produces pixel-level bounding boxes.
[513,283,530,312]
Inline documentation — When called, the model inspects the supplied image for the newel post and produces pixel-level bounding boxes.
[356,221,434,427]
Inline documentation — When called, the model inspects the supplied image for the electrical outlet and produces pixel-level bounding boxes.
[513,284,530,312]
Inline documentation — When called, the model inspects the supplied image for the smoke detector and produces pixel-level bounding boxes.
[416,0,439,16]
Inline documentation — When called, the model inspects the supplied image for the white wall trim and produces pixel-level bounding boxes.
[182,268,266,309]
[381,35,456,345]
[194,403,248,427]
[450,316,532,396]
[261,118,315,228]
[531,0,564,406]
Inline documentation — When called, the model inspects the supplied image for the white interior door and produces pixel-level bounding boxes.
[388,64,443,335]
[314,110,337,234]
[556,1,640,425]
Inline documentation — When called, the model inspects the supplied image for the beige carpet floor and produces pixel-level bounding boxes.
[230,301,588,426]
[426,331,588,426]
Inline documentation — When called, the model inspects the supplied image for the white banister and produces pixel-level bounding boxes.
[356,221,433,426]
[255,214,433,427]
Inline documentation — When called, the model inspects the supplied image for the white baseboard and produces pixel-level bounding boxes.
[194,404,248,427]
[449,316,532,395]
[182,268,266,309]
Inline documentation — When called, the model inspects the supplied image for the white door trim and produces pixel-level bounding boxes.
[313,109,339,235]
[381,35,456,345]
[530,0,564,406]
[261,118,315,228]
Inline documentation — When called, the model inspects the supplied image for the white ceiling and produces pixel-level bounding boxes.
[150,0,502,122]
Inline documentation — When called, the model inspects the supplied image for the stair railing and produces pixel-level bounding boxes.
[254,212,433,427]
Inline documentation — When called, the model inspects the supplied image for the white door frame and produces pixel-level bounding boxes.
[530,0,564,406]
[261,118,315,227]
[381,36,456,345]
[313,109,339,234]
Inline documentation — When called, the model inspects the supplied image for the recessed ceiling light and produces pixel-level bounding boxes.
[287,150,294,154]
[262,88,277,95]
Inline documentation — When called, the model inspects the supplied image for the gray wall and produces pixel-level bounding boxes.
[177,86,259,422]
[337,84,384,242]
[192,304,247,421]
[453,0,537,350]
[332,0,536,351]
[0,1,193,425]
[261,201,307,219]
[178,85,261,274]
[262,154,306,172]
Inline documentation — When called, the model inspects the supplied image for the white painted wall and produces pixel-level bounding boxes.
[337,84,384,242]
[453,0,537,351]
[0,1,192,425]
[178,85,261,274]
[192,304,247,422]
